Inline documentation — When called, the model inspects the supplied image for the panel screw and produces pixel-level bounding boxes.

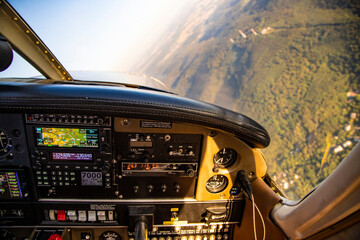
[122,119,130,125]
[248,172,255,178]
[164,134,171,141]
[209,131,217,137]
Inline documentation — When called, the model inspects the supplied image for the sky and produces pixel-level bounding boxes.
[1,0,195,77]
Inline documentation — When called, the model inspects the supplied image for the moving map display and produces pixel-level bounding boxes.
[35,127,98,148]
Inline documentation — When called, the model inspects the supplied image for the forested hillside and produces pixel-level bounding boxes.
[134,0,360,199]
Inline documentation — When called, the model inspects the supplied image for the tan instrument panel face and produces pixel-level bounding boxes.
[114,118,267,201]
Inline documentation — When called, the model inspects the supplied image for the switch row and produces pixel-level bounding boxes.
[133,184,181,193]
[48,209,114,222]
[26,114,111,126]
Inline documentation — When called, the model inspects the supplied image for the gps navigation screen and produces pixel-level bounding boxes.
[35,128,98,148]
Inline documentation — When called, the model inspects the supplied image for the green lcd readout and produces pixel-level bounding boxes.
[35,127,98,148]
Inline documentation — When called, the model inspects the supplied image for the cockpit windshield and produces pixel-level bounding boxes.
[1,0,360,199]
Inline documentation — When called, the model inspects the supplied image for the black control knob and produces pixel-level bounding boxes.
[142,153,150,162]
[34,151,41,158]
[133,185,139,193]
[7,152,14,159]
[147,185,154,193]
[101,163,111,174]
[101,144,109,152]
[97,118,104,125]
[171,211,178,219]
[186,168,195,177]
[161,184,167,193]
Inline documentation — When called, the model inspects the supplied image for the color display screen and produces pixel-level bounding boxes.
[81,172,102,186]
[123,163,168,171]
[35,128,98,148]
[52,152,93,161]
[0,172,23,199]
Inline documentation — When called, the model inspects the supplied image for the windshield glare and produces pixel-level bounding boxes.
[2,0,360,199]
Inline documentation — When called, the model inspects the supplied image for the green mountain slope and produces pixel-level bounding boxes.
[134,0,360,199]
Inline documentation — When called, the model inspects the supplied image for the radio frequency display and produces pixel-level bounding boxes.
[35,128,98,148]
[52,152,93,161]
[123,163,168,171]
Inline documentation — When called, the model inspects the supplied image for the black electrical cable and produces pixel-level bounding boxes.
[237,170,253,200]
[236,170,266,240]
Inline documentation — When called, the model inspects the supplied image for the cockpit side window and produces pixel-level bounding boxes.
[0,50,43,79]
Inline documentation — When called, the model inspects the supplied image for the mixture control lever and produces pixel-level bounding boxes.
[134,216,148,240]
[128,205,154,240]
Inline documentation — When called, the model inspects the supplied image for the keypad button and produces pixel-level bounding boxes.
[70,172,76,176]
[64,172,69,176]
[70,177,76,181]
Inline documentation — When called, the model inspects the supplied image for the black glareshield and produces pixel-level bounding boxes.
[0,34,13,72]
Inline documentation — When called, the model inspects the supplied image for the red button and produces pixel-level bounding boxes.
[48,234,62,240]
[57,210,66,221]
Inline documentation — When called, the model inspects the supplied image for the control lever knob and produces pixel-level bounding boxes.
[134,217,148,240]
[48,234,62,240]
